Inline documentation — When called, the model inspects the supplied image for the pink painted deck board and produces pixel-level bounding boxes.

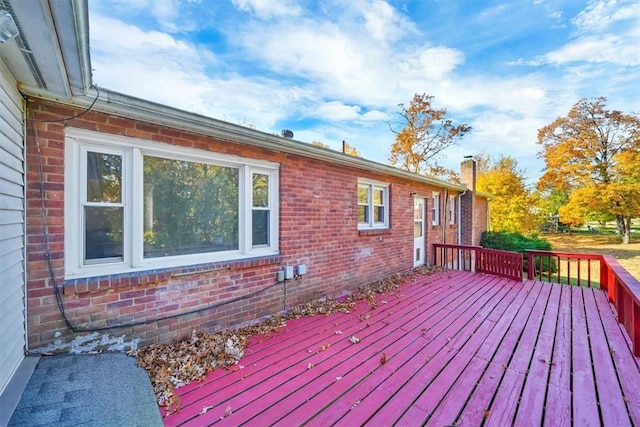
[583,288,631,427]
[514,282,561,426]
[324,275,506,426]
[160,270,640,426]
[222,274,470,426]
[593,286,640,423]
[571,286,601,426]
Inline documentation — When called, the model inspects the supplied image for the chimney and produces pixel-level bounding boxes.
[460,157,477,192]
[459,157,477,246]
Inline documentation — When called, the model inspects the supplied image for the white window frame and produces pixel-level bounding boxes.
[64,128,279,279]
[357,178,389,230]
[449,195,456,225]
[432,192,440,226]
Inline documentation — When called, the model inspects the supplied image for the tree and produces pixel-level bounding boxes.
[310,141,330,149]
[389,93,471,173]
[424,163,461,184]
[537,97,640,243]
[310,140,361,157]
[342,141,361,157]
[477,156,539,234]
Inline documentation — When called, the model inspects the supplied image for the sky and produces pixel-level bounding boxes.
[88,0,640,183]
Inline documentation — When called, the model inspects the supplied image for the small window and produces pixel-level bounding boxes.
[449,195,456,225]
[432,192,440,226]
[358,179,389,229]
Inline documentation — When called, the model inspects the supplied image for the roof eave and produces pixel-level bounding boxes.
[21,85,467,192]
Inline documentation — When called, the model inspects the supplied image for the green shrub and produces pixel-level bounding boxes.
[480,231,556,273]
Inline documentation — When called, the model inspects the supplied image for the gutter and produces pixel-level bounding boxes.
[19,84,467,192]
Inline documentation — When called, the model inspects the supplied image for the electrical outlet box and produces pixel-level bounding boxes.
[284,266,294,280]
[276,270,285,282]
[296,264,307,275]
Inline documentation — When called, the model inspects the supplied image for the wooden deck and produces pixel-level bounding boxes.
[162,270,640,426]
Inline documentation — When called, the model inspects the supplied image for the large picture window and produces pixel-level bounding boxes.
[65,129,279,278]
[142,157,240,258]
[358,178,389,230]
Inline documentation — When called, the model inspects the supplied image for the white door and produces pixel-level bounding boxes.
[413,198,425,267]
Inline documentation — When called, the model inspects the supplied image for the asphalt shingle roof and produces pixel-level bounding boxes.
[8,353,162,427]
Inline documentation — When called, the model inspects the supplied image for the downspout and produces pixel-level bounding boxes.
[22,97,29,352]
[458,189,467,245]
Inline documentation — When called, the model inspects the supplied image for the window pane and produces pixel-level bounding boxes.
[414,221,422,237]
[358,205,369,223]
[357,186,369,204]
[252,210,269,246]
[85,206,123,261]
[374,205,384,223]
[253,173,269,208]
[87,152,121,203]
[373,188,384,205]
[143,157,239,257]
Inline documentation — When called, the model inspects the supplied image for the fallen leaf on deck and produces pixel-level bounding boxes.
[224,406,233,417]
[349,336,360,344]
[130,267,442,413]
[334,330,343,335]
[200,406,214,415]
[335,376,342,381]
[380,353,387,365]
[307,363,314,370]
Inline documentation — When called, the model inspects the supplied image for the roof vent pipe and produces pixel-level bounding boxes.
[280,129,294,138]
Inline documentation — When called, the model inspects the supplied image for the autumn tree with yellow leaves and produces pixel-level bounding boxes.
[310,140,361,157]
[389,93,471,174]
[537,97,640,244]
[477,156,539,234]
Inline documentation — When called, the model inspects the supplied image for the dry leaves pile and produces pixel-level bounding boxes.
[131,266,441,413]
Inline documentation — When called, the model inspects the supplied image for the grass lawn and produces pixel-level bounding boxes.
[543,232,640,281]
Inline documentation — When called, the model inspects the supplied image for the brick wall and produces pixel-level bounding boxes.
[25,98,469,350]
[473,196,489,245]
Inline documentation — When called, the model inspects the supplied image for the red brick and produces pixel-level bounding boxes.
[24,97,486,351]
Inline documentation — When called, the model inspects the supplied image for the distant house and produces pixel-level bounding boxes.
[0,0,488,396]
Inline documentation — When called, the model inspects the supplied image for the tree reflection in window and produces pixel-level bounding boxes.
[252,173,269,247]
[85,152,124,262]
[143,156,239,257]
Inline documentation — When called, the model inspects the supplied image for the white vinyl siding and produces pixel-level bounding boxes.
[0,61,25,395]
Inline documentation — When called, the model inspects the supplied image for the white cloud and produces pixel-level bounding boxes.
[311,101,362,121]
[88,0,637,184]
[355,0,418,42]
[545,34,640,66]
[231,0,302,18]
[573,0,640,33]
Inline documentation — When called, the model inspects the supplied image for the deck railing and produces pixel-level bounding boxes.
[433,245,640,356]
[525,250,602,287]
[526,250,640,356]
[433,244,523,282]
